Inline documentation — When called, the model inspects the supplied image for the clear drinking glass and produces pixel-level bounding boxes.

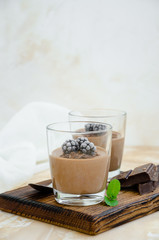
[46,121,112,206]
[69,109,127,179]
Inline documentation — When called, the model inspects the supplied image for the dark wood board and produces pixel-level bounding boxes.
[0,179,159,235]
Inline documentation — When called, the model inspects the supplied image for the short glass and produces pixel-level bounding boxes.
[46,121,112,206]
[69,109,127,179]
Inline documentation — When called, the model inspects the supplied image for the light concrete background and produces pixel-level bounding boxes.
[0,0,159,146]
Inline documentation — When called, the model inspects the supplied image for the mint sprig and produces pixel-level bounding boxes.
[104,179,121,207]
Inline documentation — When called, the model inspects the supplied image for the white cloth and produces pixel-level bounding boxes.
[0,102,69,193]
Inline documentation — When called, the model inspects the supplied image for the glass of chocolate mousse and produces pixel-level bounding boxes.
[69,109,127,180]
[46,121,112,206]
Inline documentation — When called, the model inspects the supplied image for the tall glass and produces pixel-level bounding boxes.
[46,121,112,206]
[69,109,127,179]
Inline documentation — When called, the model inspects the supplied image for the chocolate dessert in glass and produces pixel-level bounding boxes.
[69,109,127,179]
[46,121,112,206]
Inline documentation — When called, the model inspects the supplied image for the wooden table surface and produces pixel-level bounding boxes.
[0,146,159,240]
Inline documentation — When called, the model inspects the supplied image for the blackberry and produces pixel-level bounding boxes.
[62,139,79,154]
[76,137,88,147]
[85,123,106,132]
[80,140,96,155]
[85,123,94,132]
[92,123,106,131]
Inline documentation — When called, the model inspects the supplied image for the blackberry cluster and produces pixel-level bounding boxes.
[80,141,96,155]
[62,139,79,154]
[85,123,106,132]
[62,137,96,155]
[76,137,88,147]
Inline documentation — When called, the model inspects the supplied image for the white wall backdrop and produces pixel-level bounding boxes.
[0,0,159,146]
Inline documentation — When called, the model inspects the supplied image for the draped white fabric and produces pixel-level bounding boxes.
[0,102,69,193]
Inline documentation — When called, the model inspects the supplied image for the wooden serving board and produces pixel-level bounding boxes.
[0,180,159,235]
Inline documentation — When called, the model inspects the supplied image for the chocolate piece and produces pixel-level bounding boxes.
[156,165,159,172]
[114,169,132,181]
[114,163,157,187]
[152,166,159,188]
[138,168,159,195]
[138,182,156,195]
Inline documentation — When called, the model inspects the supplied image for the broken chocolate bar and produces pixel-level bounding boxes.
[114,163,157,188]
[113,163,159,195]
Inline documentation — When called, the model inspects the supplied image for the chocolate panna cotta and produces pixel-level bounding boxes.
[49,137,109,194]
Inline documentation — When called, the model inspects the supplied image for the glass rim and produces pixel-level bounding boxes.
[46,121,112,134]
[68,108,127,118]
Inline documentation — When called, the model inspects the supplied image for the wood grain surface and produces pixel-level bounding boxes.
[0,179,159,235]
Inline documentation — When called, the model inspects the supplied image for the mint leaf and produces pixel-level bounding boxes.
[106,179,120,200]
[104,179,121,207]
[104,196,118,207]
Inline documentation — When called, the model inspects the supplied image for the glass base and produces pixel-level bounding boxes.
[54,189,105,206]
[108,169,120,181]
